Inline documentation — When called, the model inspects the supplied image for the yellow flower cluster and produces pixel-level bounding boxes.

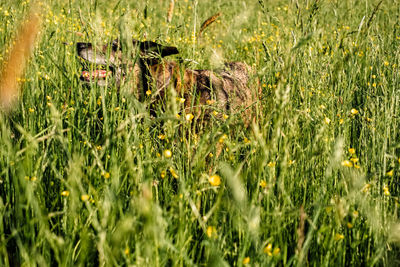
[383,185,390,196]
[341,148,360,168]
[263,243,280,256]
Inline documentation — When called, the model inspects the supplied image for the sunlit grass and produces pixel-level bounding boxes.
[0,0,399,266]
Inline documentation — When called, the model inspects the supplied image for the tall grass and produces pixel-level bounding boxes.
[0,0,399,266]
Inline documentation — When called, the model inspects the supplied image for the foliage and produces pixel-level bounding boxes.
[0,0,399,266]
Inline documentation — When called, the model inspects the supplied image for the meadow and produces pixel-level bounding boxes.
[0,0,399,266]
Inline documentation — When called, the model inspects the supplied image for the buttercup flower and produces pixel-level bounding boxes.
[164,149,172,158]
[209,175,221,186]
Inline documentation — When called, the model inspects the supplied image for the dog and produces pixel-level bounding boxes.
[77,39,254,125]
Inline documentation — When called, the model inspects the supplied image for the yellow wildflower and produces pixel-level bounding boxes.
[160,170,166,179]
[169,167,178,179]
[260,180,267,188]
[218,134,227,143]
[61,190,70,197]
[383,185,390,196]
[146,90,152,96]
[386,170,394,177]
[263,243,272,256]
[267,161,276,168]
[334,233,344,241]
[81,194,90,201]
[324,117,331,125]
[350,157,359,163]
[185,113,194,121]
[273,247,280,255]
[209,175,221,186]
[347,222,353,229]
[362,183,371,193]
[103,172,110,179]
[242,257,250,265]
[348,148,355,154]
[341,160,353,167]
[350,108,358,115]
[164,149,172,158]
[206,226,216,238]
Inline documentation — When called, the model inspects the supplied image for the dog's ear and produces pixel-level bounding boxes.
[111,39,120,51]
[132,39,178,63]
[77,42,92,57]
[77,42,109,65]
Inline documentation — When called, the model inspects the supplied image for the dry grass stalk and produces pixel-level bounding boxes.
[296,206,307,255]
[0,9,41,111]
[198,12,221,37]
[167,0,175,23]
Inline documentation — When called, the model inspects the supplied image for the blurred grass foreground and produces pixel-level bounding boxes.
[0,0,399,266]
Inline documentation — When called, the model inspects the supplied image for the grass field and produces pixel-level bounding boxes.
[1,0,400,266]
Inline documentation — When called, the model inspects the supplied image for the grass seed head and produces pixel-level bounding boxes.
[0,8,41,111]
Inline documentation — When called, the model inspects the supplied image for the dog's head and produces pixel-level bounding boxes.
[77,39,179,87]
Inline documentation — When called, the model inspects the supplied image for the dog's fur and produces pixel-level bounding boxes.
[77,39,254,125]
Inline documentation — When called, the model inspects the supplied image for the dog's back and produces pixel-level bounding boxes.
[183,61,253,125]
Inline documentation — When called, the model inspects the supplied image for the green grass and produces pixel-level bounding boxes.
[1,0,400,266]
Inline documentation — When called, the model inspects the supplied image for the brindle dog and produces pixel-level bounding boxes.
[77,39,254,125]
